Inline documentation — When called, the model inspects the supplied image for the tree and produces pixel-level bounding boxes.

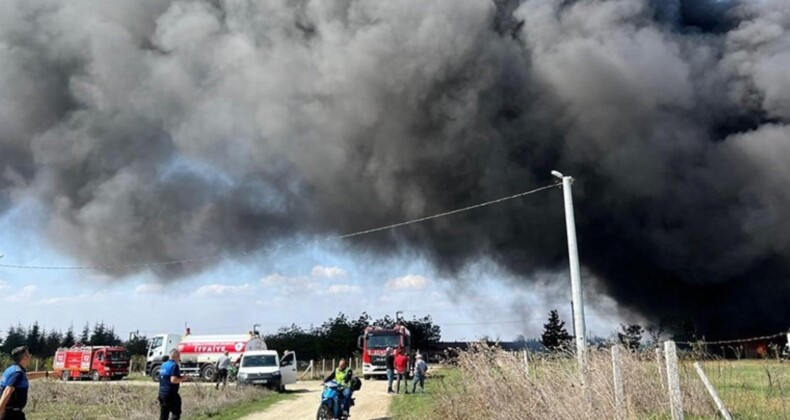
[26,322,42,355]
[79,323,90,345]
[125,333,149,356]
[43,329,63,355]
[617,324,644,351]
[1,325,26,354]
[61,326,76,348]
[402,315,441,353]
[540,310,572,351]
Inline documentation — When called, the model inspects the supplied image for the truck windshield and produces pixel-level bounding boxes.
[149,337,163,350]
[107,352,130,361]
[242,355,277,368]
[367,335,400,349]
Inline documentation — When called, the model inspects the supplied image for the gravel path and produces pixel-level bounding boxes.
[242,379,393,420]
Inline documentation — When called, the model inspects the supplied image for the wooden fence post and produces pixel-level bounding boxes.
[664,341,684,420]
[611,346,626,420]
[322,359,326,378]
[522,350,529,377]
[693,362,732,420]
[332,359,336,373]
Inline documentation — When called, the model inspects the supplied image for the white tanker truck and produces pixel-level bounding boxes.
[145,324,296,387]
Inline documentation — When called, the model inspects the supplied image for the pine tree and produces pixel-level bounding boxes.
[1,325,26,354]
[26,322,42,355]
[90,322,107,345]
[79,322,90,345]
[540,310,573,351]
[61,325,76,348]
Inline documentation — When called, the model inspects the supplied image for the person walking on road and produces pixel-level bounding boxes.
[385,348,395,394]
[215,351,230,390]
[159,349,188,420]
[394,351,409,394]
[0,346,31,420]
[411,354,428,394]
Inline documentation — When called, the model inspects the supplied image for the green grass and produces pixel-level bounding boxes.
[389,369,458,420]
[191,391,295,420]
[699,359,789,419]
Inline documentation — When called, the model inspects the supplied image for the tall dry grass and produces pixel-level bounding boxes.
[433,344,716,420]
[25,379,272,419]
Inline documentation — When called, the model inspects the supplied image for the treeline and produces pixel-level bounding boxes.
[0,322,149,358]
[266,312,441,360]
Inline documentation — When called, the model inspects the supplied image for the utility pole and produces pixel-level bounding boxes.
[552,170,587,371]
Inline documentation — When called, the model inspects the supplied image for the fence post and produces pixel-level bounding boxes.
[522,350,529,377]
[332,359,336,373]
[664,341,684,420]
[656,346,666,391]
[611,346,626,420]
[322,359,326,378]
[35,359,39,372]
[693,362,732,420]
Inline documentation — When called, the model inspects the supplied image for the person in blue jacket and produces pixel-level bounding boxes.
[159,349,188,420]
[0,346,31,420]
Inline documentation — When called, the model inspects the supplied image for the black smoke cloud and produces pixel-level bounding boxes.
[1,0,789,338]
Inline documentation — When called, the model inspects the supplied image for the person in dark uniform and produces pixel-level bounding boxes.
[159,349,188,420]
[0,346,31,420]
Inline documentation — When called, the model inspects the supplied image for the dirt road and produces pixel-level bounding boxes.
[242,379,393,420]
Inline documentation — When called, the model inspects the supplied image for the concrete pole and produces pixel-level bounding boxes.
[664,341,684,420]
[556,173,587,369]
[611,346,625,420]
[693,362,732,420]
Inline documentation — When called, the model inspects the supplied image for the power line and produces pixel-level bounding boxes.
[0,183,559,271]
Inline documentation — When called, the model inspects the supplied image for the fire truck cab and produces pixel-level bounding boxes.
[359,325,411,379]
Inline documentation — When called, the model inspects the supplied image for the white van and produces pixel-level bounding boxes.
[237,350,297,391]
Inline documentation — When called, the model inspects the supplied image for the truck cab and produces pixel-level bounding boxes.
[145,333,182,380]
[237,350,297,391]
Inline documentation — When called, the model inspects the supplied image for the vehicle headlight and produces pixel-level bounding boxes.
[272,371,281,376]
[238,373,248,379]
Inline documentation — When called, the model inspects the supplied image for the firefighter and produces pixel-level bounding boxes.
[0,346,31,420]
[159,349,188,420]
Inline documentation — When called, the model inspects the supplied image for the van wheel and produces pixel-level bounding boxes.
[278,385,286,393]
[61,371,70,381]
[201,364,217,382]
[363,375,370,380]
[91,371,101,381]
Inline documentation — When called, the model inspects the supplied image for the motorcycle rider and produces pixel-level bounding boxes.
[323,359,355,419]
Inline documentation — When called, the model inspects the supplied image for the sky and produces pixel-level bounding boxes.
[0,193,629,343]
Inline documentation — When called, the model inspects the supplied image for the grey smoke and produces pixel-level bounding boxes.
[1,0,789,337]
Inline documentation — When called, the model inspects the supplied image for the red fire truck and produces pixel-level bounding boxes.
[359,324,411,379]
[53,345,131,381]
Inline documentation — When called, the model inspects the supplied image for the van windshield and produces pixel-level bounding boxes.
[242,355,277,368]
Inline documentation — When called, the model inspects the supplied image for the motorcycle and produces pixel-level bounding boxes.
[316,381,351,420]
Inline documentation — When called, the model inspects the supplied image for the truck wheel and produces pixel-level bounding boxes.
[363,375,370,380]
[91,371,101,381]
[151,366,161,382]
[61,371,70,381]
[201,364,216,382]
